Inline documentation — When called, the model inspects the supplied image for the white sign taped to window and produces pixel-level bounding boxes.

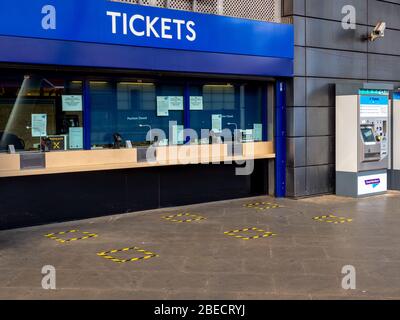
[211,114,222,132]
[168,96,184,110]
[62,95,83,112]
[190,96,203,110]
[31,114,47,137]
[157,96,169,116]
[69,127,83,149]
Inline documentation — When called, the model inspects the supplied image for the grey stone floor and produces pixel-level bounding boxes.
[1,192,400,300]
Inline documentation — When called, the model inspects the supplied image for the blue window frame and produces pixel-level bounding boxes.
[188,82,266,143]
[87,77,268,148]
[89,80,185,147]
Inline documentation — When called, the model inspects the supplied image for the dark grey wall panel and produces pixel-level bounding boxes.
[306,164,335,194]
[287,77,306,107]
[295,0,306,15]
[306,136,335,166]
[283,0,293,16]
[306,18,368,52]
[368,29,400,55]
[306,48,367,79]
[306,0,367,24]
[306,78,335,107]
[285,0,400,197]
[287,107,306,136]
[294,46,306,76]
[294,16,306,46]
[368,0,400,29]
[306,78,363,107]
[287,137,306,167]
[283,0,305,16]
[368,80,400,88]
[368,54,400,81]
[286,166,307,197]
[306,107,335,136]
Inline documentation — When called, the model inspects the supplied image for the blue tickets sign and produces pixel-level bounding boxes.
[0,0,293,59]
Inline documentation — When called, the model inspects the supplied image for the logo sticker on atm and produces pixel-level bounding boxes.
[364,178,381,188]
[358,173,387,196]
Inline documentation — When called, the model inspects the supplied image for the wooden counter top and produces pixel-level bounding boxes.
[0,142,275,178]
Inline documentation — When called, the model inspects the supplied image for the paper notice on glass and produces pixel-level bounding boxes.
[242,129,254,142]
[62,95,83,111]
[253,123,263,141]
[168,96,184,110]
[31,114,47,137]
[211,114,222,132]
[69,127,83,149]
[171,125,184,145]
[190,96,203,110]
[157,96,169,116]
[125,140,133,149]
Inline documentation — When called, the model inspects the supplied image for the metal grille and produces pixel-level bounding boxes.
[110,0,165,7]
[223,0,280,22]
[111,0,139,4]
[168,0,193,11]
[111,0,283,22]
[195,0,219,14]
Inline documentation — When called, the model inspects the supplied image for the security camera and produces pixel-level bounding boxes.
[369,22,386,41]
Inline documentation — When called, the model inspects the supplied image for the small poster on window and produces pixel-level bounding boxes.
[157,96,169,117]
[47,135,67,151]
[31,114,47,137]
[62,95,83,112]
[171,125,184,145]
[69,127,83,149]
[211,114,222,133]
[190,96,203,110]
[168,96,184,111]
[253,123,263,141]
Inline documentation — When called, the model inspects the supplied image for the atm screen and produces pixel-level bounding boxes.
[361,127,376,143]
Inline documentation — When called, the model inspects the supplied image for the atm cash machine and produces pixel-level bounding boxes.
[390,91,400,190]
[336,84,392,197]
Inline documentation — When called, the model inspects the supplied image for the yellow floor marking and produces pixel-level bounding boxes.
[313,214,353,224]
[162,213,206,223]
[44,229,98,243]
[224,227,277,241]
[243,201,283,211]
[97,246,159,264]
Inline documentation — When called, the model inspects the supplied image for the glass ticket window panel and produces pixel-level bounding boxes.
[189,83,265,143]
[90,81,116,148]
[90,81,184,148]
[116,82,157,144]
[0,75,83,152]
[154,84,185,145]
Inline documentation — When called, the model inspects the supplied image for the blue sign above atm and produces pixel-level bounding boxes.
[0,0,294,59]
[360,95,389,106]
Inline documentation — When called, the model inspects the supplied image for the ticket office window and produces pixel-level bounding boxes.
[0,75,84,152]
[188,83,265,143]
[90,81,184,148]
